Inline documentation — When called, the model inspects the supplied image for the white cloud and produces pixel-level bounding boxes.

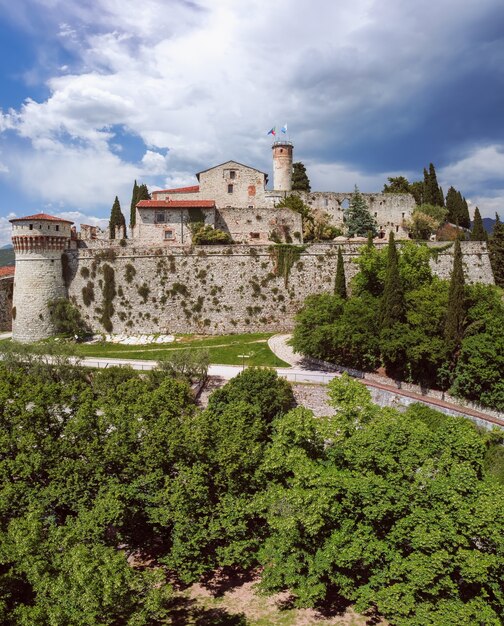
[140,150,169,176]
[0,0,503,222]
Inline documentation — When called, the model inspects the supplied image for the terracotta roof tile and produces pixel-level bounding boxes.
[153,185,200,195]
[137,200,215,208]
[0,265,14,278]
[9,213,74,224]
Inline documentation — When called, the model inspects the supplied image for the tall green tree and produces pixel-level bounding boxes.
[382,176,411,194]
[444,238,466,352]
[423,163,444,206]
[136,183,151,202]
[129,179,138,228]
[334,246,347,299]
[109,196,126,239]
[291,162,311,192]
[470,206,487,241]
[489,213,504,287]
[344,185,378,237]
[380,231,405,329]
[446,186,470,228]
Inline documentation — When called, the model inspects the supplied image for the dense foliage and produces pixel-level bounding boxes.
[344,186,378,237]
[292,240,504,409]
[0,345,503,625]
[291,161,311,192]
[489,214,504,288]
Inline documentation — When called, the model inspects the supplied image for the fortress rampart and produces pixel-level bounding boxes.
[64,240,494,337]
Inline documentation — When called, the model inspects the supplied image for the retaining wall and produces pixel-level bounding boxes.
[66,240,494,337]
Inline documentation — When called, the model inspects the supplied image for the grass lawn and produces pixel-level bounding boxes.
[75,332,289,367]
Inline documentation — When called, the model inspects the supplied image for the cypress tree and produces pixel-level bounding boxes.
[292,162,311,192]
[470,207,487,241]
[109,196,126,239]
[444,238,466,350]
[129,180,138,229]
[380,231,405,329]
[446,186,458,224]
[334,246,347,299]
[489,213,504,287]
[459,194,470,229]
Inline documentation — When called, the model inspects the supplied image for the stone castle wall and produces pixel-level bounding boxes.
[0,276,13,331]
[66,241,494,336]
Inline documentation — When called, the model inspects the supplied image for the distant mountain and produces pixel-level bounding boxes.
[1,244,13,250]
[482,217,496,234]
[0,248,15,267]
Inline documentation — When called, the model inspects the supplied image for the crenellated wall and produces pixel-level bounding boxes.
[66,240,494,336]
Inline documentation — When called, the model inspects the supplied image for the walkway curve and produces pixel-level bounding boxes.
[267,334,504,430]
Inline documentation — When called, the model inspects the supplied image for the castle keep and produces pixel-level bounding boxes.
[9,143,495,342]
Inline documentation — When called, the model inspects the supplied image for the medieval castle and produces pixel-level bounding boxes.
[6,142,495,342]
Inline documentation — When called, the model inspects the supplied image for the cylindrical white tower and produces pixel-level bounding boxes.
[10,213,73,343]
[272,141,294,191]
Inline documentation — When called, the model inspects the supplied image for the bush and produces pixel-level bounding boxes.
[192,225,232,245]
[48,298,90,340]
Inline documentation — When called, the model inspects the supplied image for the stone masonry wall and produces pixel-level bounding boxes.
[67,240,494,336]
[0,276,13,331]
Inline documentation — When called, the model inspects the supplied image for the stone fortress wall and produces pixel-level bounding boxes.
[66,240,494,337]
[0,274,14,331]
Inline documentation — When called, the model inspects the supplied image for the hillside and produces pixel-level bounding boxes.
[0,247,14,268]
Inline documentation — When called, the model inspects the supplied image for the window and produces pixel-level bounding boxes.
[29,224,33,230]
[250,232,260,239]
[374,212,378,217]
[55,225,59,231]
[396,225,399,233]
[155,211,166,224]
[227,184,234,194]
[402,212,405,219]
[229,170,236,179]
[164,229,174,240]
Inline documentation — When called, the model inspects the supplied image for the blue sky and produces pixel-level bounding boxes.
[1,0,504,245]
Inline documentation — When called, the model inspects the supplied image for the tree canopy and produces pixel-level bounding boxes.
[0,346,503,625]
[291,162,311,192]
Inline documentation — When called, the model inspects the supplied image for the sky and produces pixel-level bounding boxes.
[1,0,504,245]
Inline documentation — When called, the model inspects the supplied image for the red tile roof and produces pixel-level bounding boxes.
[9,213,74,224]
[137,200,215,208]
[0,265,14,278]
[153,185,200,195]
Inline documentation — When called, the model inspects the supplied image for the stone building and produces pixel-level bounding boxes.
[134,141,415,243]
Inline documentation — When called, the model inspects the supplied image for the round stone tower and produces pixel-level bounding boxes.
[272,140,293,191]
[10,213,73,343]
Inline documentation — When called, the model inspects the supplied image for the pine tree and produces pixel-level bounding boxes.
[489,213,504,287]
[334,247,347,299]
[129,180,138,229]
[292,162,311,192]
[344,186,378,237]
[109,196,126,239]
[470,207,487,241]
[444,238,466,350]
[380,231,405,329]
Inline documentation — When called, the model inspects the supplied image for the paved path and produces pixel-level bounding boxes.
[266,334,504,429]
[267,333,305,367]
